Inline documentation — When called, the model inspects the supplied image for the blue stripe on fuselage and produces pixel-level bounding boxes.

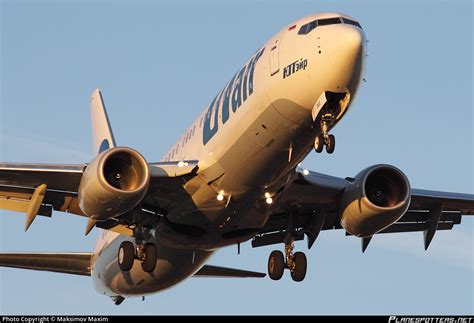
[203,47,265,145]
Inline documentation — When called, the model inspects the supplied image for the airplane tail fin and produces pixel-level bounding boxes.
[90,89,117,155]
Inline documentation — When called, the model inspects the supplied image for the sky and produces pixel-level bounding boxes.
[0,0,473,315]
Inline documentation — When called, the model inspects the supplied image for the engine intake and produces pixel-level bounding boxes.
[340,165,411,237]
[78,147,150,221]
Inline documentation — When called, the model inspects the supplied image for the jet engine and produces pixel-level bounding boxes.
[78,147,150,221]
[340,165,411,237]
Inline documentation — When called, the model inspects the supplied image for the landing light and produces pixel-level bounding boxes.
[264,192,271,198]
[217,194,224,201]
[266,197,273,205]
[177,161,188,168]
[303,169,309,176]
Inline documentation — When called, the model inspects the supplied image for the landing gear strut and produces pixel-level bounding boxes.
[268,209,308,282]
[118,240,157,273]
[285,242,307,282]
[314,113,336,154]
[268,242,307,282]
[117,221,157,273]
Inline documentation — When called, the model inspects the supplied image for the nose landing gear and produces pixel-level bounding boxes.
[314,114,336,154]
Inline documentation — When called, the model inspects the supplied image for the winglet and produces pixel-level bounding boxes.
[90,89,117,156]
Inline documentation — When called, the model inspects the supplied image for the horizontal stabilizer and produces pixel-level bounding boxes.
[0,252,92,276]
[194,265,266,278]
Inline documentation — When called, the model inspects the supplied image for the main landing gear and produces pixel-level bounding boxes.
[268,242,307,282]
[314,113,336,154]
[118,240,157,273]
[117,225,157,273]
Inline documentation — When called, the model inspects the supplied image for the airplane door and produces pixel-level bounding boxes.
[270,35,281,76]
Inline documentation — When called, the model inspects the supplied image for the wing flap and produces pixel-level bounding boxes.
[194,265,266,278]
[0,252,92,276]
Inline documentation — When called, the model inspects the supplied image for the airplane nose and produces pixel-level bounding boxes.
[340,27,364,59]
[326,26,365,92]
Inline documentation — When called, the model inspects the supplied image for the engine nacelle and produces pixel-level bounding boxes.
[78,147,150,221]
[340,164,411,237]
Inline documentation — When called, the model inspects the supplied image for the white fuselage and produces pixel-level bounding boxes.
[91,12,366,297]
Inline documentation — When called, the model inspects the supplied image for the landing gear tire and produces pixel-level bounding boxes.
[141,243,157,273]
[118,241,135,272]
[325,134,335,154]
[268,250,285,280]
[314,135,324,153]
[290,252,307,282]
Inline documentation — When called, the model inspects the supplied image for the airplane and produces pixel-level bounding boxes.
[0,12,473,306]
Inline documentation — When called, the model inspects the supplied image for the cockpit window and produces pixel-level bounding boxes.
[317,17,342,26]
[342,17,362,29]
[298,20,317,35]
[298,16,362,35]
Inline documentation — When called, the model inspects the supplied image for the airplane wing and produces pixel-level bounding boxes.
[0,252,92,276]
[0,90,201,234]
[0,163,87,230]
[0,160,199,233]
[0,252,265,278]
[252,168,474,251]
